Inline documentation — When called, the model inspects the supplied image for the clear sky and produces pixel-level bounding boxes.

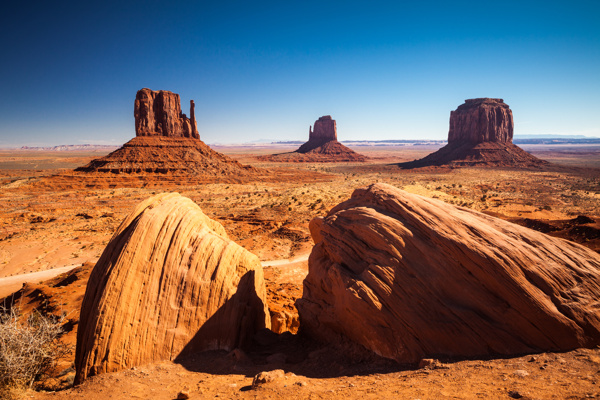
[1,1,599,146]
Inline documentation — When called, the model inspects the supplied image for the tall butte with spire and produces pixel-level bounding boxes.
[400,98,546,168]
[76,88,257,181]
[134,88,199,139]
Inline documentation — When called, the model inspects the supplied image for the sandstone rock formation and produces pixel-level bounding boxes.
[448,98,513,143]
[76,89,262,180]
[75,136,257,180]
[75,193,270,383]
[297,115,337,153]
[259,115,367,162]
[401,98,545,168]
[297,183,600,363]
[134,88,199,139]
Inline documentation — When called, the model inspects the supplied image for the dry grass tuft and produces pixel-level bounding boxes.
[0,306,72,395]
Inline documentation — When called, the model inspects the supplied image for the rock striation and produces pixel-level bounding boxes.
[75,136,256,179]
[297,183,600,363]
[75,193,270,383]
[259,115,366,162]
[448,98,513,143]
[134,88,199,139]
[401,98,545,168]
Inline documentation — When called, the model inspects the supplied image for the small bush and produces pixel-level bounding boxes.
[0,307,72,392]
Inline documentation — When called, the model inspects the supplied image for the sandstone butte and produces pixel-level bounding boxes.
[297,183,600,363]
[402,98,546,168]
[134,88,199,139]
[76,88,257,178]
[259,115,367,162]
[75,193,270,384]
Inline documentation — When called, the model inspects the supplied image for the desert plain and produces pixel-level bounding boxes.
[1,142,600,399]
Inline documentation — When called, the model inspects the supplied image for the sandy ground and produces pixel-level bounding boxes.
[1,143,599,399]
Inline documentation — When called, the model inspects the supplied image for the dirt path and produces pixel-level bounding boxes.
[0,252,312,300]
[0,264,82,298]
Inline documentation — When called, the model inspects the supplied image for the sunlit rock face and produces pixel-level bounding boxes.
[448,98,513,144]
[297,183,600,363]
[134,88,199,139]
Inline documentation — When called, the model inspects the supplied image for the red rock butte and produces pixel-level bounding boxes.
[134,88,199,139]
[75,88,259,180]
[448,98,513,144]
[400,98,546,168]
[259,115,366,162]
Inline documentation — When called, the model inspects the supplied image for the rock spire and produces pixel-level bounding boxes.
[134,88,199,139]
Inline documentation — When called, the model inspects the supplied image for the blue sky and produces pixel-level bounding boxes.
[1,1,598,146]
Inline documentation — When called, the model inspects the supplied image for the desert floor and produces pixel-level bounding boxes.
[1,143,599,399]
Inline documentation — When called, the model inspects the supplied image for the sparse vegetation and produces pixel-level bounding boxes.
[0,306,73,394]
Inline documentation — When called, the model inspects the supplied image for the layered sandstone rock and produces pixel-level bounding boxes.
[75,136,257,179]
[76,89,261,179]
[298,115,337,152]
[297,183,600,363]
[75,193,270,383]
[260,115,366,162]
[401,98,545,168]
[134,88,199,139]
[449,98,513,143]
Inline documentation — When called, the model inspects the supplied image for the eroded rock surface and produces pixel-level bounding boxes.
[134,88,199,139]
[297,183,600,363]
[449,98,513,143]
[75,193,270,383]
[260,115,366,162]
[401,98,545,168]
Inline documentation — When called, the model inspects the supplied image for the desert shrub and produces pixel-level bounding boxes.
[0,307,72,391]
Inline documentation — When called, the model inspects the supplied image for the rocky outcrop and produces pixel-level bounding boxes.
[75,193,270,383]
[75,136,257,180]
[134,88,199,139]
[259,115,366,162]
[400,99,546,168]
[297,183,600,363]
[298,115,337,152]
[76,89,261,180]
[449,98,513,143]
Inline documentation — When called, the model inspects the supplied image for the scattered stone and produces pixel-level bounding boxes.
[252,369,285,388]
[295,381,308,387]
[176,390,190,399]
[508,390,524,399]
[513,370,530,377]
[418,359,440,369]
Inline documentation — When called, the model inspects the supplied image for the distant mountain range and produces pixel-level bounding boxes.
[18,144,120,151]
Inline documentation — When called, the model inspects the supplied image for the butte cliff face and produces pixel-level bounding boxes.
[448,98,513,143]
[76,89,260,180]
[134,88,199,139]
[297,183,600,363]
[75,193,270,383]
[401,98,545,168]
[259,115,366,162]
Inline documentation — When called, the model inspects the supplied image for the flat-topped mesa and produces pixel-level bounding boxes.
[448,98,513,144]
[134,88,199,139]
